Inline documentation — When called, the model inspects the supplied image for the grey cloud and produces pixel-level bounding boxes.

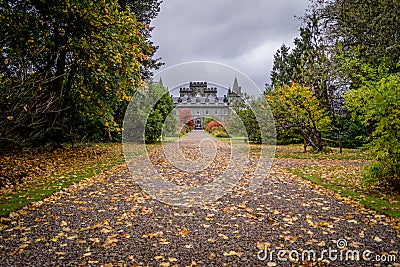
[151,0,309,89]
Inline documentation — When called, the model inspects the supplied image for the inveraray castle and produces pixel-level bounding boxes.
[161,78,244,129]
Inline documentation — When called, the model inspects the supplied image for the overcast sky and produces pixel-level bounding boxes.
[151,0,310,91]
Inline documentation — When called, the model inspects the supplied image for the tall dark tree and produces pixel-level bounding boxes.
[314,0,400,80]
[118,0,164,80]
[0,0,158,147]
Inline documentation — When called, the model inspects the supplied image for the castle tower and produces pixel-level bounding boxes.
[228,77,243,107]
[232,77,242,95]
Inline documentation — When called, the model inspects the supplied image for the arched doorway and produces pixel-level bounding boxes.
[194,118,202,129]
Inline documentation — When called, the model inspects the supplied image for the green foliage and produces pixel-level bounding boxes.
[0,0,160,147]
[231,109,261,143]
[317,0,400,74]
[346,73,400,190]
[276,128,303,145]
[332,115,367,148]
[267,14,349,147]
[118,0,163,79]
[266,83,331,150]
[144,83,174,143]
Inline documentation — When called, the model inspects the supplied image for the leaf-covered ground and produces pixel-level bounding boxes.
[0,144,125,218]
[0,132,399,266]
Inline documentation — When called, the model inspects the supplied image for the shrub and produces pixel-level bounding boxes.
[205,120,229,138]
[346,73,400,191]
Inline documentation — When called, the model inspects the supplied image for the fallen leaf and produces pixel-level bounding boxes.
[178,228,190,237]
[223,251,238,256]
[218,233,229,240]
[208,238,217,244]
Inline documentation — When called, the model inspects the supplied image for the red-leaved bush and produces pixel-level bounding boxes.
[205,120,223,132]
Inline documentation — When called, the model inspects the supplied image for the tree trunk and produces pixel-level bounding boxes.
[50,49,67,127]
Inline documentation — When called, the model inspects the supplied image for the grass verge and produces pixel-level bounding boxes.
[289,167,400,218]
[0,142,160,217]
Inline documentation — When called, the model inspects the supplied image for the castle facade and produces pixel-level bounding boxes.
[169,78,243,129]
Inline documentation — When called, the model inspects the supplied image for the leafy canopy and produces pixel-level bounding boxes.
[266,83,331,150]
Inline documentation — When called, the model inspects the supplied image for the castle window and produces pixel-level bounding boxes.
[224,110,227,115]
[214,109,218,115]
[205,110,208,115]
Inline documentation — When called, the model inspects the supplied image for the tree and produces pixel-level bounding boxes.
[118,0,163,80]
[345,72,400,190]
[144,83,174,143]
[267,15,340,121]
[266,83,331,151]
[0,0,157,146]
[316,0,400,75]
[178,108,194,130]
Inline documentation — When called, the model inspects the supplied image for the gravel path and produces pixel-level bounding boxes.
[1,131,399,266]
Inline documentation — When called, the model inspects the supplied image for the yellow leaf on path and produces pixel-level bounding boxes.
[67,235,78,240]
[267,263,277,267]
[184,244,192,248]
[209,253,216,259]
[178,228,190,237]
[318,241,326,247]
[142,231,163,238]
[55,251,66,255]
[168,257,178,262]
[159,238,170,245]
[273,210,280,215]
[218,233,229,240]
[374,236,382,242]
[154,255,164,260]
[207,238,216,244]
[185,261,197,267]
[89,238,100,244]
[223,251,238,256]
[256,241,269,250]
[319,221,330,227]
[83,252,91,257]
[100,227,113,233]
[160,262,170,267]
